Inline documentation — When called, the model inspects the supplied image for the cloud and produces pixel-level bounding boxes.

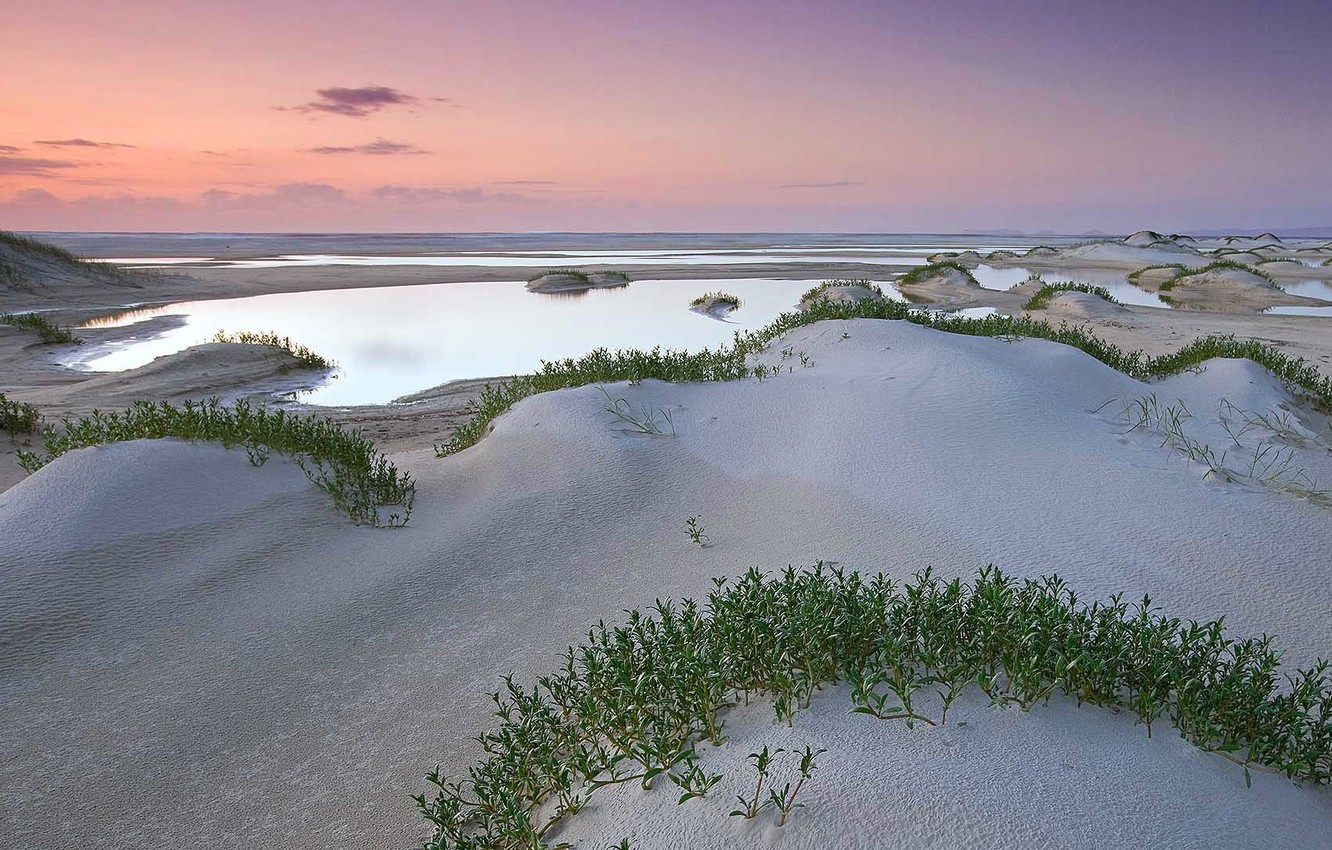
[0,155,80,176]
[35,138,136,149]
[0,144,22,154]
[306,138,431,155]
[280,85,440,118]
[494,179,557,186]
[780,181,866,189]
[369,185,528,204]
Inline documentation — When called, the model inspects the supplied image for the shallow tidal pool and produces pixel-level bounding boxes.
[71,278,830,405]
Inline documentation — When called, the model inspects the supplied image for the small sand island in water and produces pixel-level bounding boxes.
[526,268,631,293]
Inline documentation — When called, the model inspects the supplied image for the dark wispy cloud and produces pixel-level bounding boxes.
[780,181,866,189]
[280,85,444,118]
[494,179,557,186]
[35,138,137,149]
[370,185,528,204]
[306,138,431,156]
[0,155,80,176]
[0,144,22,154]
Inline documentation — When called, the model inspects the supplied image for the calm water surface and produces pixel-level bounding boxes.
[71,279,831,405]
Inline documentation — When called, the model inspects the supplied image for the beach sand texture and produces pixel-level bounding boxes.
[3,319,1330,848]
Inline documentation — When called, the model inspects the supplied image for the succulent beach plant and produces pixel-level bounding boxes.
[18,398,413,526]
[416,565,1332,848]
[0,312,81,344]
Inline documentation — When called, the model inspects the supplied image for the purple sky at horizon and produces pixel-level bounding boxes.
[2,0,1330,233]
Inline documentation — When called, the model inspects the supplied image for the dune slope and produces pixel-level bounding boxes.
[2,319,1330,849]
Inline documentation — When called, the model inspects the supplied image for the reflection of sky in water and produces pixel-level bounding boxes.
[969,265,1170,308]
[1280,279,1332,302]
[68,279,827,405]
[103,245,1032,270]
[166,252,933,269]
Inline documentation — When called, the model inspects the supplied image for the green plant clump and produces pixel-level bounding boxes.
[435,297,1332,457]
[898,260,978,286]
[19,398,413,526]
[690,291,742,310]
[0,392,41,434]
[0,312,81,344]
[799,279,885,304]
[211,330,334,370]
[1023,283,1121,311]
[1159,261,1277,292]
[416,565,1332,848]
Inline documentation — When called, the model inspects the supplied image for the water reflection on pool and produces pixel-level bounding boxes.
[69,279,831,405]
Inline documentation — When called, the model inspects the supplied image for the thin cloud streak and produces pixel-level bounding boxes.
[0,156,80,176]
[306,138,430,155]
[35,138,136,149]
[279,85,441,118]
[780,181,866,189]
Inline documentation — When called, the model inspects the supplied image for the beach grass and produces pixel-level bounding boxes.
[0,312,81,344]
[899,260,978,286]
[529,268,591,284]
[1022,283,1121,311]
[1159,261,1277,292]
[18,398,413,526]
[211,329,335,370]
[0,393,41,434]
[0,230,150,286]
[416,565,1332,848]
[435,296,1332,457]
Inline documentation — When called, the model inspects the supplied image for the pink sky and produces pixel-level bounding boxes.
[3,0,1330,232]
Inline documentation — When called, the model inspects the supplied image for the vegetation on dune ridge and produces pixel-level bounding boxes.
[899,260,978,286]
[0,230,151,287]
[799,279,885,303]
[0,392,41,434]
[436,294,1332,457]
[416,565,1332,848]
[1023,283,1121,311]
[211,329,335,370]
[528,269,631,285]
[1127,263,1188,284]
[18,398,413,526]
[528,268,590,283]
[1159,261,1278,292]
[0,312,81,344]
[690,291,742,310]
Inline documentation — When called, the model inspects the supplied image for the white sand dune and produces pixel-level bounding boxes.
[1059,241,1202,266]
[2,319,1331,849]
[797,282,883,309]
[1033,290,1129,319]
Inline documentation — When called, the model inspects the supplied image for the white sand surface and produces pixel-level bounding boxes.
[2,318,1330,849]
[1164,267,1320,312]
[1030,290,1129,319]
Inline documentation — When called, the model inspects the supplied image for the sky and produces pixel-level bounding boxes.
[2,0,1330,233]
